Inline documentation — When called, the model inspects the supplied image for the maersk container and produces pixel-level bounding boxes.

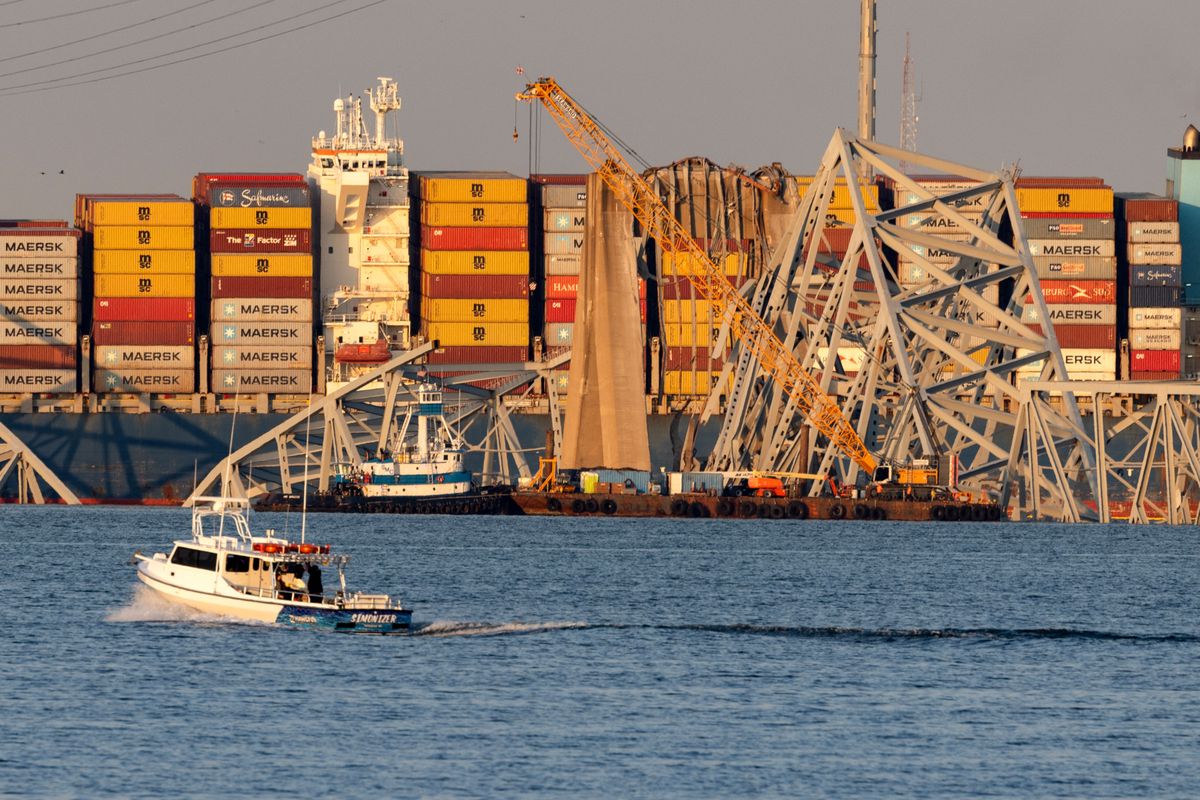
[544,299,576,324]
[1028,324,1116,348]
[93,369,194,394]
[418,175,527,204]
[210,228,312,254]
[212,369,312,393]
[420,274,529,299]
[543,232,584,256]
[0,321,75,345]
[420,250,529,276]
[543,208,586,233]
[1028,239,1115,259]
[1020,218,1115,239]
[898,237,971,268]
[1130,265,1182,287]
[1031,279,1116,304]
[0,257,77,278]
[0,369,76,393]
[1016,187,1113,214]
[213,321,310,346]
[1033,256,1116,280]
[94,274,194,298]
[1129,286,1182,307]
[1128,221,1180,243]
[0,300,77,321]
[92,250,195,275]
[1129,307,1182,330]
[541,186,587,207]
[423,321,528,348]
[94,345,193,370]
[544,254,581,276]
[420,203,528,228]
[89,200,193,227]
[0,234,78,257]
[421,225,528,251]
[545,276,579,299]
[1115,192,1178,223]
[212,345,312,369]
[1129,328,1182,350]
[423,299,529,323]
[211,254,313,277]
[210,276,312,299]
[0,279,78,300]
[93,297,194,322]
[544,322,574,347]
[92,321,194,345]
[1128,243,1182,265]
[425,345,528,365]
[0,344,76,369]
[1061,348,1116,372]
[1130,349,1181,372]
[209,207,312,229]
[92,226,195,251]
[210,298,312,323]
[898,211,984,234]
[1020,303,1115,326]
[204,184,310,209]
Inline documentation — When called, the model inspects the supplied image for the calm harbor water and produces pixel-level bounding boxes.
[2,505,1198,798]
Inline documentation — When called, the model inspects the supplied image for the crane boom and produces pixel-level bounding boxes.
[517,77,877,475]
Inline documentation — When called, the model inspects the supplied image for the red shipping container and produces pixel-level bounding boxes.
[1130,370,1178,381]
[1020,212,1113,220]
[209,228,312,253]
[425,345,528,365]
[659,275,748,301]
[1131,349,1181,372]
[192,173,306,202]
[0,219,70,228]
[93,297,195,322]
[421,225,528,251]
[0,344,76,369]
[1016,177,1108,187]
[545,276,579,299]
[666,236,753,253]
[92,321,194,345]
[420,274,529,299]
[529,174,587,185]
[1027,324,1116,348]
[1116,193,1178,223]
[545,299,576,323]
[1029,280,1117,305]
[211,276,312,299]
[665,345,726,371]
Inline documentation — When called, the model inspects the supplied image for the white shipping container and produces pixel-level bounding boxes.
[543,208,586,233]
[544,322,575,347]
[212,369,312,393]
[898,210,985,233]
[1128,221,1179,243]
[0,300,77,321]
[1129,328,1182,350]
[1129,307,1182,329]
[541,186,587,207]
[213,345,312,368]
[898,236,972,268]
[210,298,313,323]
[212,321,310,345]
[0,257,77,278]
[1033,256,1116,280]
[544,255,582,276]
[95,345,193,369]
[0,278,78,300]
[0,369,76,393]
[1128,242,1182,265]
[1021,303,1116,326]
[1021,218,1115,239]
[0,236,78,257]
[93,368,194,393]
[898,181,987,211]
[1063,349,1116,372]
[544,233,584,256]
[0,321,75,345]
[1027,239,1114,258]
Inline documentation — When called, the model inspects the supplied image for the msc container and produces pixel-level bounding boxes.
[1032,279,1116,304]
[1128,307,1181,330]
[544,322,574,347]
[1130,349,1181,372]
[662,370,723,395]
[212,321,310,346]
[1129,286,1182,307]
[544,255,582,276]
[543,208,586,233]
[89,200,193,227]
[1020,217,1116,239]
[1028,239,1114,258]
[92,321,194,345]
[419,274,529,299]
[544,299,576,324]
[1021,304,1115,326]
[210,276,313,299]
[1127,221,1180,243]
[209,228,312,254]
[93,369,194,394]
[425,345,528,365]
[0,344,76,369]
[0,279,78,300]
[541,186,587,207]
[204,184,310,208]
[1033,256,1116,280]
[545,276,579,299]
[1016,187,1113,214]
[1028,324,1116,348]
[94,345,193,370]
[0,234,78,257]
[212,345,312,369]
[1115,192,1178,222]
[1129,328,1182,350]
[1061,349,1117,372]
[211,254,313,277]
[92,226,194,251]
[420,250,530,276]
[210,298,312,323]
[0,369,76,393]
[423,298,529,323]
[419,203,529,227]
[93,297,194,321]
[1130,265,1182,287]
[212,369,312,393]
[543,232,585,256]
[418,175,527,204]
[94,274,194,298]
[93,250,195,274]
[209,207,312,229]
[0,300,77,321]
[1127,243,1182,265]
[421,225,528,251]
[0,321,75,345]
[423,321,528,348]
[0,257,77,278]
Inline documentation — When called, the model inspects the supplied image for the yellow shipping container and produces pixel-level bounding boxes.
[423,299,530,323]
[92,225,194,251]
[421,250,530,275]
[663,370,728,396]
[90,200,194,227]
[661,252,745,277]
[662,299,715,324]
[424,321,528,347]
[795,178,881,211]
[419,176,527,204]
[211,254,314,277]
[820,209,858,226]
[1016,187,1113,214]
[419,202,529,227]
[663,322,718,348]
[93,274,194,298]
[92,250,195,274]
[209,207,312,228]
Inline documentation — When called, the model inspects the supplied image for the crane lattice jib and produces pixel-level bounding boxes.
[517,77,876,475]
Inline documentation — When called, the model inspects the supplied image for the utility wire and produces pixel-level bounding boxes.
[0,0,365,93]
[0,0,146,28]
[0,0,39,7]
[0,0,221,65]
[0,0,276,79]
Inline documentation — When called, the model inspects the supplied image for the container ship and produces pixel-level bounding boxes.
[1,77,1197,503]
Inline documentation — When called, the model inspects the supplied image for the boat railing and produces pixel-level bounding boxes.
[232,583,341,606]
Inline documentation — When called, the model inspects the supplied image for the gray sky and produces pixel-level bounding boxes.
[2,0,1198,219]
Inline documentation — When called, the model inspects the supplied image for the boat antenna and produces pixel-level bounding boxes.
[300,391,312,544]
[218,384,240,539]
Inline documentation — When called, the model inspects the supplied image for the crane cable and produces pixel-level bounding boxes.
[0,0,145,28]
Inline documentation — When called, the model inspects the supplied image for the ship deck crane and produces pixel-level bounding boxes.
[516,76,885,484]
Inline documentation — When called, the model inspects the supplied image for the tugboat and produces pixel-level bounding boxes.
[132,496,413,633]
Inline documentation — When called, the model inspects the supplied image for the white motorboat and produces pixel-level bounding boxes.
[133,496,412,633]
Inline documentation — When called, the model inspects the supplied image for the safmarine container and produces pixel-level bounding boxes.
[1128,222,1180,243]
[1030,280,1116,304]
[0,370,76,392]
[1130,265,1182,287]
[0,321,75,345]
[212,345,312,368]
[211,254,313,277]
[93,298,194,321]
[423,322,528,348]
[94,345,193,370]
[420,274,529,299]
[425,346,528,364]
[0,300,77,321]
[210,298,313,323]
[0,257,77,278]
[210,276,312,298]
[210,229,312,253]
[0,344,75,368]
[421,226,528,251]
[203,184,310,208]
[1129,286,1182,307]
[89,200,193,227]
[0,279,78,300]
[423,299,529,323]
[1021,218,1116,239]
[420,203,528,227]
[92,321,194,345]
[1028,240,1115,258]
[212,369,312,393]
[420,250,529,275]
[213,322,310,346]
[91,226,194,250]
[93,369,194,393]
[418,174,527,203]
[209,207,312,229]
[92,250,195,274]
[1127,243,1182,265]
[94,274,194,298]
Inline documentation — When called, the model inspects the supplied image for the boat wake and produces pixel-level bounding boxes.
[412,620,588,638]
[106,585,254,626]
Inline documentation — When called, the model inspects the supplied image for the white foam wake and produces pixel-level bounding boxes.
[106,584,242,625]
[412,619,588,638]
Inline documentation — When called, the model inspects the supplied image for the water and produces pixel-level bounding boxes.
[2,506,1198,798]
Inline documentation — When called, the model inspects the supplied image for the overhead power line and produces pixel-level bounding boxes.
[0,0,146,28]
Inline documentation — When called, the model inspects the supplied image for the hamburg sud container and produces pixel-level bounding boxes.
[1116,193,1183,378]
[416,172,531,378]
[77,194,197,393]
[1018,178,1117,380]
[0,223,81,393]
[193,173,313,395]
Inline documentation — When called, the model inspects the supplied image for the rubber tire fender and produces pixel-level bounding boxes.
[585,498,600,513]
[871,506,887,521]
[601,499,618,515]
[988,505,1005,521]
[769,504,786,520]
[853,503,870,520]
[738,501,757,518]
[829,502,846,520]
[688,501,708,518]
[787,501,809,520]
[546,497,562,513]
[670,499,689,517]
[571,498,587,514]
[931,505,947,521]
[717,498,736,517]
[943,505,960,522]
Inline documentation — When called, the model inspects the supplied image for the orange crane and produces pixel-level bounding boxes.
[516,76,880,480]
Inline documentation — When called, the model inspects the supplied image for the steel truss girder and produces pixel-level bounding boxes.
[0,419,81,505]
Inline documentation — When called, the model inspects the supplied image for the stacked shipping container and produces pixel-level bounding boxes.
[536,176,587,393]
[195,174,314,395]
[0,221,80,393]
[1116,193,1182,380]
[78,195,196,393]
